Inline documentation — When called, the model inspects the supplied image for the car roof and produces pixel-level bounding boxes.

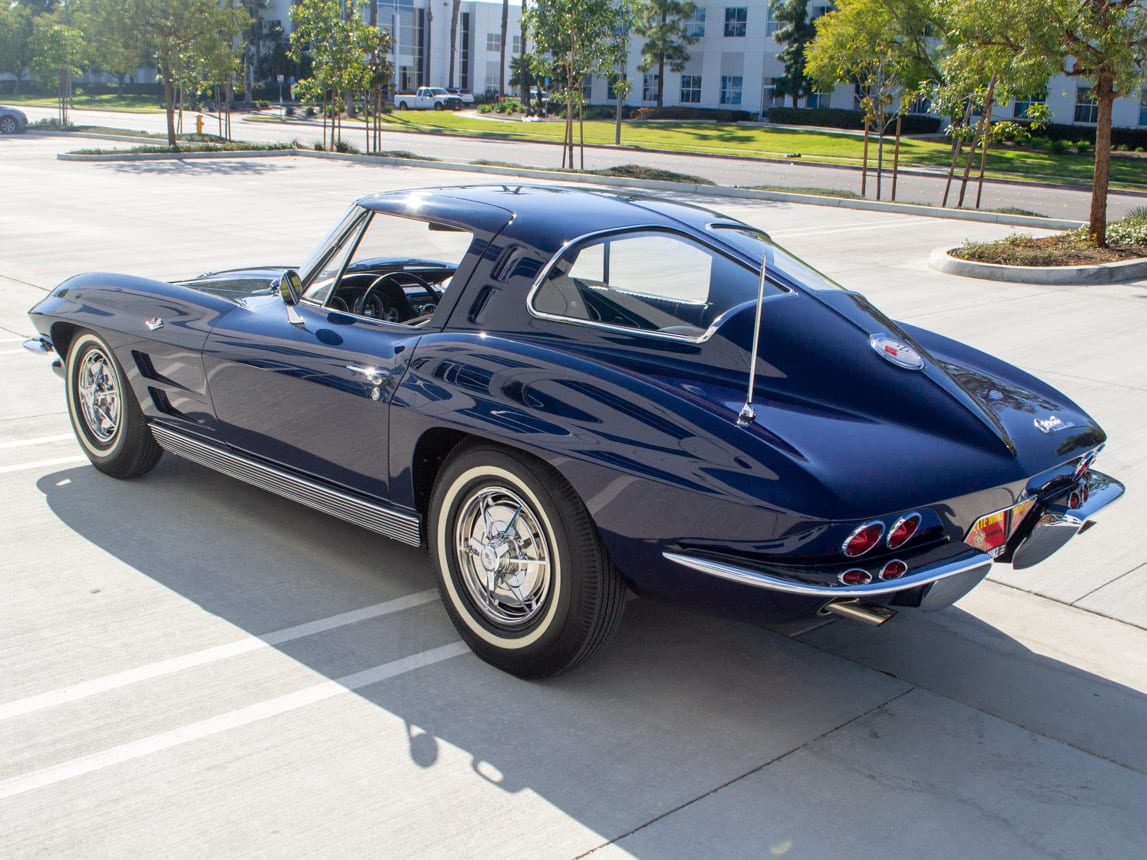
[355,185,737,255]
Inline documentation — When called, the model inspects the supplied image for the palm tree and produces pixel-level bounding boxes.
[499,0,509,96]
[449,0,461,87]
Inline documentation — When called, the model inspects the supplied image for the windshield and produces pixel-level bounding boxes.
[710,225,846,292]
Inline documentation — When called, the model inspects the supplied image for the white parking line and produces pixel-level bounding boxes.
[0,349,33,355]
[0,456,88,475]
[771,217,942,238]
[0,589,441,721]
[0,641,469,800]
[0,434,75,449]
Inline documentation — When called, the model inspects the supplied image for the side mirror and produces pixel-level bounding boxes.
[275,270,305,326]
[277,269,302,306]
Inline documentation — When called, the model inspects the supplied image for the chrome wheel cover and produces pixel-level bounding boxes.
[454,484,552,628]
[76,348,121,445]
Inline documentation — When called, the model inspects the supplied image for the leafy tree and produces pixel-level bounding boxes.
[806,0,942,199]
[527,0,623,167]
[81,0,149,97]
[124,0,249,147]
[633,0,697,109]
[945,0,1147,246]
[29,18,86,125]
[772,0,817,108]
[0,3,39,95]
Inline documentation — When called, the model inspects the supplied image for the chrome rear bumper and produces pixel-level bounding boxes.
[1011,469,1124,569]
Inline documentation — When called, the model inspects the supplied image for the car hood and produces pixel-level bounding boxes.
[172,266,291,299]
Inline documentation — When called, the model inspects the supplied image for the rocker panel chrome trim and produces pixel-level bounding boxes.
[150,423,423,546]
[663,550,993,597]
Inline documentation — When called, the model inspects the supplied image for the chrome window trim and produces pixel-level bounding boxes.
[526,224,791,344]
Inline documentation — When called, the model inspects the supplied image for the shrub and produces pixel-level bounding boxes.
[765,106,941,134]
[256,99,270,110]
[1074,139,1092,154]
[1049,138,1068,154]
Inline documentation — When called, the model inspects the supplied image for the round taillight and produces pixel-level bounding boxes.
[879,560,908,580]
[1069,491,1081,509]
[839,568,873,586]
[842,521,885,558]
[1081,482,1090,503]
[887,513,921,550]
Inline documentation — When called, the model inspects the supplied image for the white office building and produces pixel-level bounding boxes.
[256,1,1147,128]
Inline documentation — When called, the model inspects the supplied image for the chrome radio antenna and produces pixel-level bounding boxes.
[737,251,768,427]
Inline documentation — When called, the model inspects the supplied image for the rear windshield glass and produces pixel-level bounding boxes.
[710,225,846,292]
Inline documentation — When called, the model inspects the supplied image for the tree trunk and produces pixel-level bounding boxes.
[163,74,177,148]
[499,0,508,96]
[449,0,460,88]
[1090,71,1115,247]
[958,77,994,209]
[974,84,998,210]
[875,106,885,201]
[520,0,529,105]
[891,113,902,202]
[861,125,869,197]
[942,99,974,208]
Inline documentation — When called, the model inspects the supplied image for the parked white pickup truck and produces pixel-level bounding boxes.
[393,87,463,111]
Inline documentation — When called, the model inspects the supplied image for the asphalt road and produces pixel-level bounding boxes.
[2,133,1146,857]
[17,104,1147,223]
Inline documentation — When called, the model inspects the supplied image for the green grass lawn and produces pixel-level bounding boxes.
[379,111,1147,190]
[13,94,1147,190]
[6,93,162,113]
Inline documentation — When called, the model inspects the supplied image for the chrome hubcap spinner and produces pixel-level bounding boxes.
[455,485,552,628]
[77,348,121,444]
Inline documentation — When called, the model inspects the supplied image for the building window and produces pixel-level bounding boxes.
[720,75,743,105]
[685,7,706,38]
[906,95,931,115]
[513,34,522,54]
[460,12,471,89]
[643,72,660,102]
[1140,89,1147,126]
[486,33,501,53]
[766,6,780,35]
[1074,86,1098,123]
[1013,90,1046,119]
[724,7,747,38]
[681,74,702,104]
[807,91,830,109]
[608,74,627,100]
[811,4,832,19]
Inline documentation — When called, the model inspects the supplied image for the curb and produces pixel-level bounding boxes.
[56,146,1087,232]
[928,247,1147,284]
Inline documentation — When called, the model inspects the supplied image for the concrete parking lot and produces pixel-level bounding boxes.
[1,133,1145,857]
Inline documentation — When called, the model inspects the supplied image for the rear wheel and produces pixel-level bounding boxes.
[398,101,408,111]
[65,330,162,479]
[0,116,17,134]
[429,443,625,678]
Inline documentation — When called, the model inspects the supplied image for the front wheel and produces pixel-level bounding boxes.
[434,102,444,111]
[0,116,17,134]
[429,443,625,678]
[65,330,162,479]
[398,101,408,111]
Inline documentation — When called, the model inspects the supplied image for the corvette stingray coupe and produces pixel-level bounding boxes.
[26,185,1123,677]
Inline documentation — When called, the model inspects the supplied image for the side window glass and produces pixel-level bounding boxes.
[533,231,739,337]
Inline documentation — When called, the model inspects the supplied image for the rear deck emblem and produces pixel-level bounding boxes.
[1034,415,1074,434]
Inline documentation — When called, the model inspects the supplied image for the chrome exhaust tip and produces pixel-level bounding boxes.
[820,599,897,626]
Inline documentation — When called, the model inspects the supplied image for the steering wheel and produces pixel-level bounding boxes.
[356,271,438,323]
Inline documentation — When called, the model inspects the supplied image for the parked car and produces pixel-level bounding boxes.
[446,87,475,106]
[392,87,463,111]
[0,105,28,134]
[25,185,1123,678]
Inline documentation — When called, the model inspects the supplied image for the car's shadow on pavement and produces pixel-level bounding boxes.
[35,455,1147,856]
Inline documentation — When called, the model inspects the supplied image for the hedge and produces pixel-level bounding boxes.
[765,106,942,134]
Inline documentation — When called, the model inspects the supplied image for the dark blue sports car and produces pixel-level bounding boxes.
[25,185,1124,677]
